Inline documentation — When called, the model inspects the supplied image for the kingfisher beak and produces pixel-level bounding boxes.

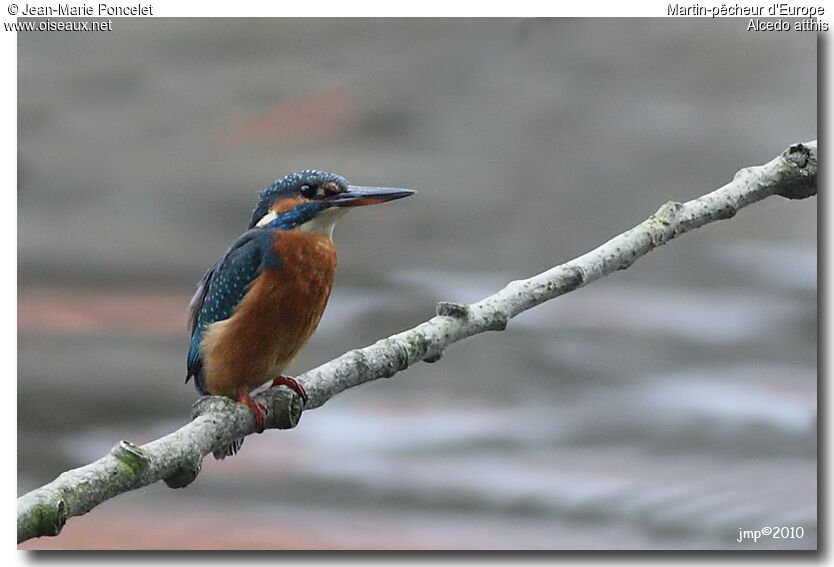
[329,185,415,207]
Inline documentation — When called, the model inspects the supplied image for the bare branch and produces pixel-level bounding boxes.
[17,141,817,544]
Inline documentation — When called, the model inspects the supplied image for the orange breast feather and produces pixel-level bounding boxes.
[201,231,337,398]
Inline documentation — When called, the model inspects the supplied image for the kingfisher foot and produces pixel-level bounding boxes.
[236,386,267,433]
[270,375,308,405]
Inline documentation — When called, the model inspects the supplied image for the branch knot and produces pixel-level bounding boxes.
[776,142,817,200]
[111,441,150,477]
[437,301,470,319]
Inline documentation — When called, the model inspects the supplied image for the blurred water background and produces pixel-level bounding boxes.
[17,19,816,550]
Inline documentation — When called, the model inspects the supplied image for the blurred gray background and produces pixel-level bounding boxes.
[18,19,816,549]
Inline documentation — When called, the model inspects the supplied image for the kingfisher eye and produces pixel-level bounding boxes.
[300,184,318,199]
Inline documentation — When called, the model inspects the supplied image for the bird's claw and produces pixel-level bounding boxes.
[270,375,308,405]
[236,387,267,433]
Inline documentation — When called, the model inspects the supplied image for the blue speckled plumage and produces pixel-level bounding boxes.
[187,229,280,395]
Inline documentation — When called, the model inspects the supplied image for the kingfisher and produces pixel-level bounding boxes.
[187,170,414,458]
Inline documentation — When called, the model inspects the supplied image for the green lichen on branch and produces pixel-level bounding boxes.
[17,493,66,543]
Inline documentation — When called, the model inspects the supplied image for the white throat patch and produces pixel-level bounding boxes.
[256,206,349,237]
[298,207,349,238]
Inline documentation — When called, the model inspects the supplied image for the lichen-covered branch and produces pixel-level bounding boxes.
[17,141,817,544]
[17,392,302,543]
[298,141,817,408]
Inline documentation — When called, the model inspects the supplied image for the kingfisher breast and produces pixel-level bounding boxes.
[263,229,338,352]
[201,230,337,398]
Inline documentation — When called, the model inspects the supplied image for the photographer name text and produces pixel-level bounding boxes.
[18,3,152,16]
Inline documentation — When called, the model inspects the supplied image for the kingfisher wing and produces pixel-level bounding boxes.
[186,229,274,394]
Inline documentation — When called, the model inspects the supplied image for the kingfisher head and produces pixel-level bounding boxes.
[249,170,414,236]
